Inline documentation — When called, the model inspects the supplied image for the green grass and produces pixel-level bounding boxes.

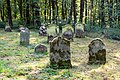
[0,27,120,80]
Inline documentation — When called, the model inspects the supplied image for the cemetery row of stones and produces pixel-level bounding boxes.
[19,26,106,69]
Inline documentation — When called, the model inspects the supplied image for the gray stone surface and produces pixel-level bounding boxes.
[35,44,47,53]
[19,27,28,32]
[20,28,30,45]
[75,29,85,38]
[88,38,106,64]
[50,37,72,69]
[62,29,74,41]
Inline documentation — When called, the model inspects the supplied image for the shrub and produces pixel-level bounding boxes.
[0,21,5,28]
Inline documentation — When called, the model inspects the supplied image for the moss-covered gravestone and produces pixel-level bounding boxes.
[50,37,72,69]
[20,28,30,45]
[88,38,106,64]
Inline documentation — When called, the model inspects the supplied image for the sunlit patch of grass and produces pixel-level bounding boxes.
[61,70,73,78]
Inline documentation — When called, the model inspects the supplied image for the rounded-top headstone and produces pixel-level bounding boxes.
[62,28,74,41]
[88,38,106,64]
[49,36,72,69]
[34,44,47,53]
[5,26,12,32]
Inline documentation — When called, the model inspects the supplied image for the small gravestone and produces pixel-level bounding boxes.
[39,25,47,36]
[88,38,106,64]
[62,29,74,41]
[19,27,28,32]
[35,44,47,53]
[75,29,85,38]
[20,28,30,45]
[50,37,72,69]
[47,35,56,43]
[5,26,12,32]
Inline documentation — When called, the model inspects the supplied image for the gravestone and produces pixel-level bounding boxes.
[20,28,30,45]
[62,29,74,41]
[39,25,47,36]
[50,37,72,69]
[75,29,85,38]
[19,27,28,32]
[5,26,12,32]
[35,44,47,53]
[47,35,56,43]
[88,38,106,64]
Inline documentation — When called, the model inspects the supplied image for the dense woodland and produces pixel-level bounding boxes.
[0,0,120,29]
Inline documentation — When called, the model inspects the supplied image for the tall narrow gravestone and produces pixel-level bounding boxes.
[49,37,72,69]
[88,39,106,64]
[20,28,30,45]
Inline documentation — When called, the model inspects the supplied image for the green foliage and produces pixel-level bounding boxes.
[0,60,14,77]
[104,28,120,40]
[43,68,59,76]
[0,21,5,28]
[61,70,73,78]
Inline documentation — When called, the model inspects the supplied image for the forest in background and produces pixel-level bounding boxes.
[0,0,120,29]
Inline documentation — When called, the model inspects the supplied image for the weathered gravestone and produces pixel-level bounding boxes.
[19,27,28,32]
[50,37,72,69]
[39,25,47,36]
[62,29,74,41]
[5,25,12,32]
[20,28,30,45]
[88,38,106,64]
[35,44,47,53]
[47,35,56,43]
[75,29,85,38]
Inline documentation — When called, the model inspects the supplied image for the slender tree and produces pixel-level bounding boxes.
[6,0,13,27]
[80,0,84,23]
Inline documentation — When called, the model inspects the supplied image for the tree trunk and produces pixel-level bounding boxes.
[14,0,17,19]
[68,0,73,24]
[51,0,55,23]
[26,0,30,25]
[85,0,87,24]
[6,0,13,27]
[73,0,77,23]
[80,0,84,23]
[62,0,65,19]
[49,0,51,23]
[44,0,47,22]
[18,0,22,19]
[101,0,105,28]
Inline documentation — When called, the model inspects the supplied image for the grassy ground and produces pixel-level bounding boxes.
[0,28,120,80]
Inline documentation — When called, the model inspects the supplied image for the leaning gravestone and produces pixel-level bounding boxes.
[34,44,47,53]
[62,29,74,41]
[50,37,72,69]
[20,28,30,45]
[88,38,106,64]
[5,25,12,32]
